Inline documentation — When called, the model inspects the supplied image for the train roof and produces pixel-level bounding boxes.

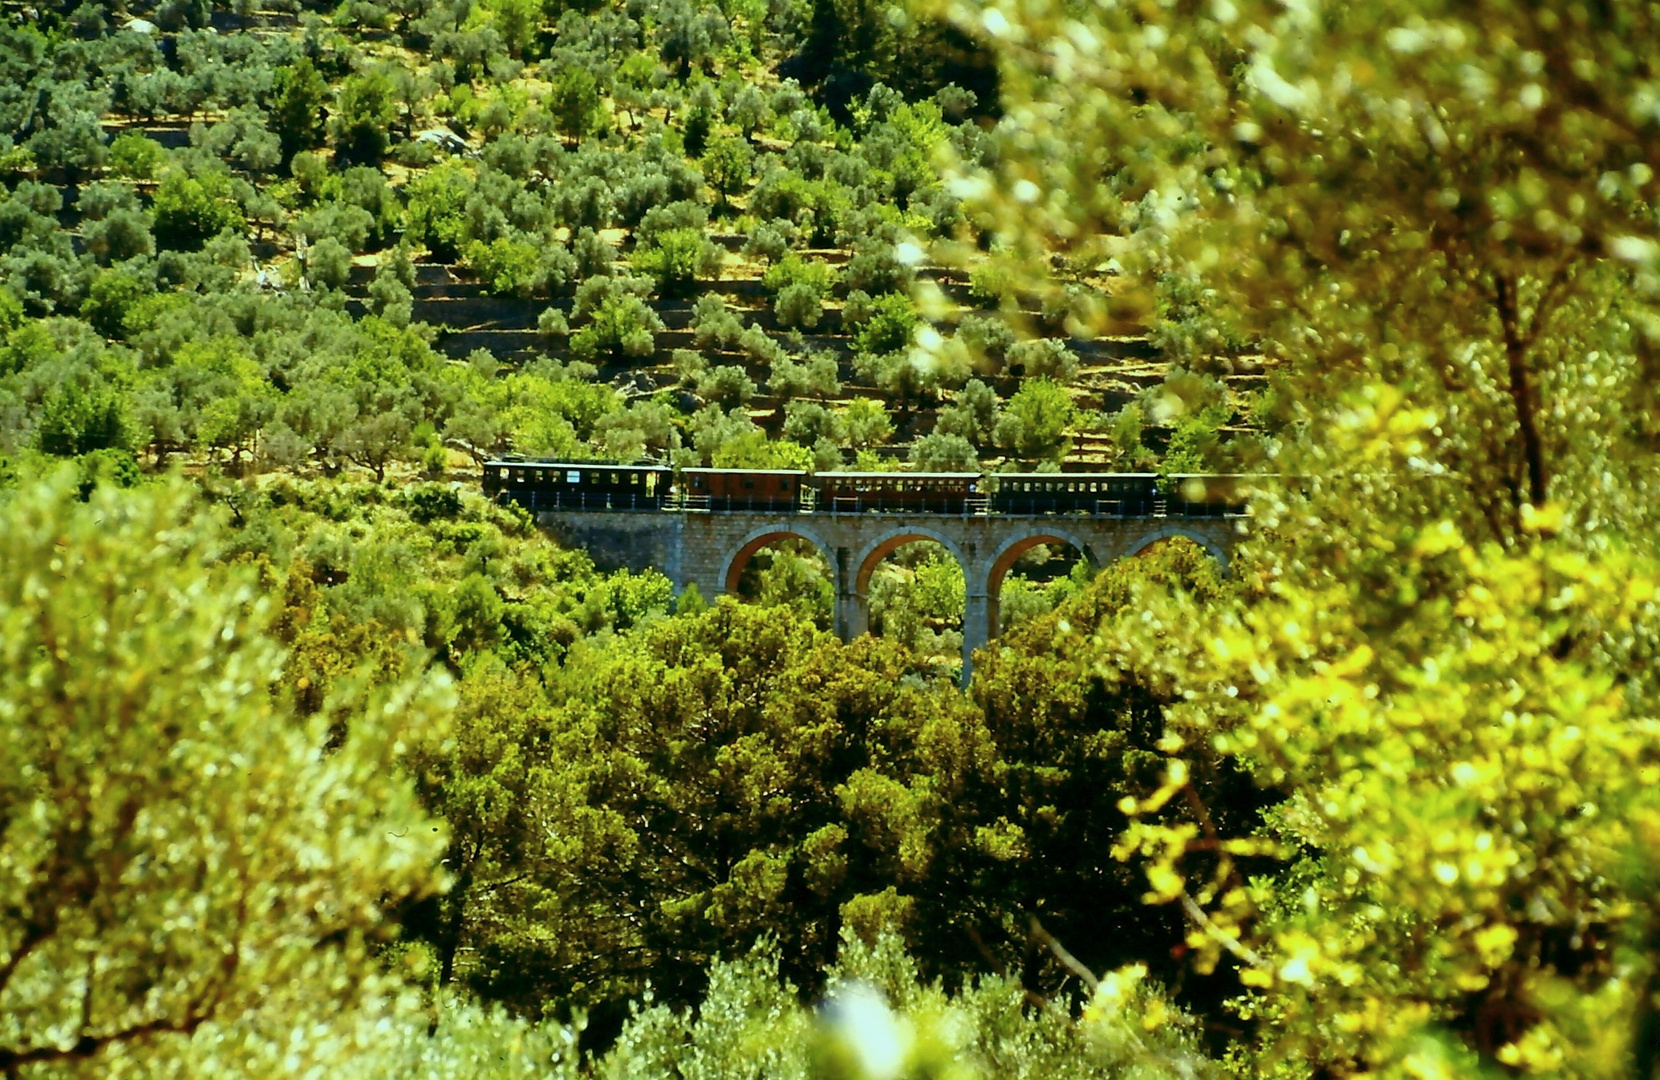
[681,467,807,475]
[993,471,1160,479]
[815,471,982,479]
[485,459,670,471]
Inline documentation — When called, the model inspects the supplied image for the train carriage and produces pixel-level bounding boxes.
[681,468,808,511]
[1163,474,1253,517]
[814,472,982,514]
[481,462,1251,519]
[988,473,1160,516]
[483,459,672,511]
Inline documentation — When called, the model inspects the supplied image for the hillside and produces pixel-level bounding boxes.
[0,0,1267,484]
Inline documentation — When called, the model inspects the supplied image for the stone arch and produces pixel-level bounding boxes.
[852,526,972,597]
[1126,524,1229,569]
[723,520,843,597]
[982,528,1101,640]
[721,523,838,595]
[983,527,1102,599]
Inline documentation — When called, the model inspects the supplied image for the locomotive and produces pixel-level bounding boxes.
[481,457,1249,517]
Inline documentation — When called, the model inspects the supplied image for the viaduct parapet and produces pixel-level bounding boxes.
[536,509,1241,684]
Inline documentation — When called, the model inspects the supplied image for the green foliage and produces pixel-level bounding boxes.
[1005,337,1078,383]
[420,599,985,1015]
[993,378,1074,462]
[908,431,976,472]
[762,252,837,295]
[695,363,756,409]
[304,236,354,290]
[36,380,134,457]
[464,235,544,297]
[867,544,962,665]
[769,351,841,398]
[107,132,167,180]
[0,476,449,1076]
[955,0,1660,1070]
[492,364,621,453]
[569,294,663,364]
[331,69,398,165]
[600,933,1211,1080]
[851,292,918,357]
[934,378,999,448]
[548,66,603,141]
[80,268,153,339]
[151,168,246,252]
[712,429,814,470]
[702,134,754,208]
[83,206,155,265]
[838,397,893,449]
[629,227,723,296]
[403,161,475,261]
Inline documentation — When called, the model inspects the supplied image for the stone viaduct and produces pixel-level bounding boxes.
[536,508,1241,684]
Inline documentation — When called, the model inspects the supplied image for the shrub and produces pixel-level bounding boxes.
[549,67,603,141]
[909,431,978,472]
[151,169,245,252]
[774,282,823,329]
[695,364,755,409]
[710,430,814,470]
[736,324,786,366]
[570,294,663,363]
[692,295,746,351]
[636,200,710,243]
[304,236,353,290]
[107,133,166,180]
[84,208,155,265]
[994,377,1076,461]
[760,253,835,295]
[743,219,797,263]
[843,236,912,295]
[294,201,377,253]
[1006,337,1080,383]
[852,293,918,356]
[537,307,570,339]
[629,227,723,296]
[702,135,754,209]
[770,352,840,398]
[463,236,544,297]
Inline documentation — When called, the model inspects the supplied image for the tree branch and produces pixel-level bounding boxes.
[1492,272,1548,509]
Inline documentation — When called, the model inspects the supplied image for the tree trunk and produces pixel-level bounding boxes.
[1493,273,1548,509]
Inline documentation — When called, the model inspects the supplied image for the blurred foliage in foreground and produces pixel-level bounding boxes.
[11,0,1660,1077]
[940,0,1660,1074]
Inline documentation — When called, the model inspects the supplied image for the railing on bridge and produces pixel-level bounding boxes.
[494,467,1256,519]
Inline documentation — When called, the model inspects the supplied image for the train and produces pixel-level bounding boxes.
[481,457,1250,517]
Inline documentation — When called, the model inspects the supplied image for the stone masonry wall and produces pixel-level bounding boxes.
[538,508,1243,684]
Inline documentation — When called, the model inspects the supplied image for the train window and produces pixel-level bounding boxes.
[631,472,640,485]
[564,470,577,483]
[610,472,620,485]
[514,471,525,482]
